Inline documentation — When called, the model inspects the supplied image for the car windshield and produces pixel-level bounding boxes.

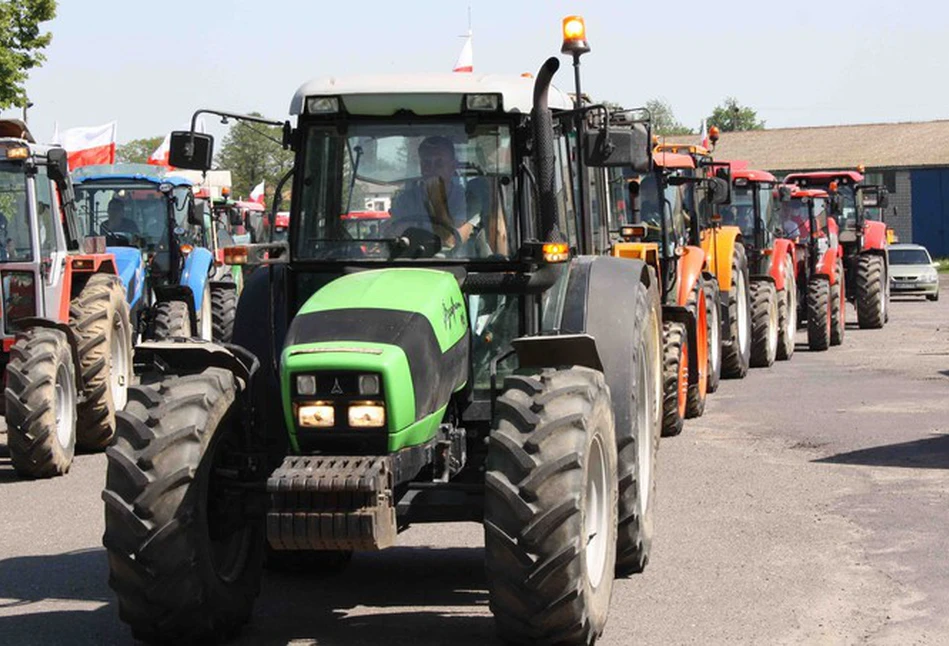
[889,248,932,265]
[295,120,515,261]
[74,182,188,250]
[0,162,32,262]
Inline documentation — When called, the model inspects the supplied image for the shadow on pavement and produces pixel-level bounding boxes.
[939,370,949,378]
[237,545,497,646]
[814,433,949,470]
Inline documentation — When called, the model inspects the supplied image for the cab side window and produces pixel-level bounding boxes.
[33,165,57,263]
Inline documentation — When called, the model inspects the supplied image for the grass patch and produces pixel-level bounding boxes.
[934,258,949,273]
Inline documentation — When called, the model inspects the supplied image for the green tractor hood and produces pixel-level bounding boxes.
[281,268,469,453]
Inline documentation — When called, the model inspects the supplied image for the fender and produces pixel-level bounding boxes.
[133,340,258,386]
[612,241,661,283]
[819,248,839,285]
[179,247,214,314]
[56,253,119,321]
[862,220,887,252]
[701,225,742,293]
[107,246,144,311]
[767,238,795,292]
[675,245,706,307]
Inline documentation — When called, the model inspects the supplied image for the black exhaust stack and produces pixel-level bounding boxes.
[532,57,562,242]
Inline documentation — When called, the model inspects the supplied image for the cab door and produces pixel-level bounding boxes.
[33,162,69,319]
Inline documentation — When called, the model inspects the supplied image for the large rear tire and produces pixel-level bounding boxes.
[856,254,885,329]
[807,277,831,351]
[704,278,722,394]
[776,256,797,361]
[5,328,77,478]
[148,300,191,340]
[485,367,618,646]
[661,321,687,437]
[615,280,662,576]
[721,244,751,379]
[749,280,778,368]
[211,283,238,343]
[70,273,133,450]
[102,368,265,644]
[685,280,708,419]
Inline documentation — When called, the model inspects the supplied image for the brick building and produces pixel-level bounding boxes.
[668,121,949,256]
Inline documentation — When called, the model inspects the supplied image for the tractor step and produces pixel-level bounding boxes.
[266,455,397,551]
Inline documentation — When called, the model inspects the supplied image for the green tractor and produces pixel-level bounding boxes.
[102,26,664,646]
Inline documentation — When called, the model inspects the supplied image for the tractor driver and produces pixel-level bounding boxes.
[388,136,480,251]
[102,198,140,236]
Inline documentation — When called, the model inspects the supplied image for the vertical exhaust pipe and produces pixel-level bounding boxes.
[532,57,561,242]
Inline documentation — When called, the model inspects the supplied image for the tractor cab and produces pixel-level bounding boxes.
[722,168,780,265]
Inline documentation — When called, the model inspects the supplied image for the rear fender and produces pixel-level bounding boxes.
[768,239,795,292]
[702,225,742,292]
[611,241,661,282]
[513,334,603,372]
[819,249,839,284]
[58,253,120,320]
[106,246,144,310]
[134,340,257,389]
[675,246,706,307]
[179,247,214,314]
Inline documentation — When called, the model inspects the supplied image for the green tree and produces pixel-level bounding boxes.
[215,114,293,202]
[707,97,765,132]
[0,0,56,110]
[645,98,693,136]
[116,136,163,164]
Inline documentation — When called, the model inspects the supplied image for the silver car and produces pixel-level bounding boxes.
[889,243,940,301]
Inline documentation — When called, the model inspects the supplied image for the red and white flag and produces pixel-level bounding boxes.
[149,118,207,167]
[52,121,117,170]
[700,119,709,149]
[453,32,473,73]
[249,180,265,206]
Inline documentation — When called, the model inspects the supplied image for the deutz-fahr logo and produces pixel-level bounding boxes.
[443,299,463,331]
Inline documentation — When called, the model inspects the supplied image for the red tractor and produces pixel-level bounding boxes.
[777,185,845,350]
[783,170,889,328]
[718,168,798,367]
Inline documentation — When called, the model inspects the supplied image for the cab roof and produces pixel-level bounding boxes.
[783,170,864,184]
[789,187,828,199]
[653,150,695,169]
[732,168,777,183]
[290,73,573,116]
[72,163,192,187]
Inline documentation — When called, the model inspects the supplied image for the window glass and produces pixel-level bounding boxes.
[0,162,32,262]
[34,165,56,261]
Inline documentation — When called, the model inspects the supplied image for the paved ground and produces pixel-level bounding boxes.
[1,276,946,645]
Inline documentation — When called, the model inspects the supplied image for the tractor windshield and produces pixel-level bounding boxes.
[295,120,515,262]
[720,186,756,238]
[74,182,177,251]
[0,162,32,262]
[780,197,830,240]
[834,184,858,229]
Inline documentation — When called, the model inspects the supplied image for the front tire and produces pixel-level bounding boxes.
[807,277,831,351]
[70,273,133,450]
[102,368,265,644]
[149,300,191,340]
[776,257,797,361]
[660,321,687,437]
[211,283,238,343]
[749,280,778,368]
[830,261,845,346]
[5,328,77,478]
[721,244,751,379]
[704,278,722,394]
[485,367,618,646]
[856,254,885,329]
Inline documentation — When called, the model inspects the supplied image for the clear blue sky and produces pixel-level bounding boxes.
[4,0,949,144]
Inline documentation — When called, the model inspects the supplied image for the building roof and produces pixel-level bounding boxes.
[665,120,949,171]
[290,73,572,116]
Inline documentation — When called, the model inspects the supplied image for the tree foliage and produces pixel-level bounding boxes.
[215,115,293,202]
[707,97,765,132]
[645,99,693,136]
[0,0,56,110]
[116,136,163,164]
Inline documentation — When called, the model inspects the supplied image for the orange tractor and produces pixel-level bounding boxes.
[609,147,723,436]
[717,167,798,367]
[783,170,889,328]
[777,185,845,350]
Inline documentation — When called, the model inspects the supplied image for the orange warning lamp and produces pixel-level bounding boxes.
[561,16,590,55]
[709,126,721,144]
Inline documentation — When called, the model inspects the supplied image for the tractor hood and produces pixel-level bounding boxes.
[281,268,469,454]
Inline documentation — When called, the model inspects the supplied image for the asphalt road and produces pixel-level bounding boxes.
[1,276,947,645]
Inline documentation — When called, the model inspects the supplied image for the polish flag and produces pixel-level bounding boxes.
[52,121,117,170]
[149,118,207,167]
[700,119,709,149]
[453,32,473,72]
[249,180,265,206]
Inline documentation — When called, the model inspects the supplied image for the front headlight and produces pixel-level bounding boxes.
[348,402,386,428]
[921,273,938,283]
[298,402,335,428]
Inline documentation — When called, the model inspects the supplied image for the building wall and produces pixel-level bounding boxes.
[888,170,912,243]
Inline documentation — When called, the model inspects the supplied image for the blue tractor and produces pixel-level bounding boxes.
[71,164,238,342]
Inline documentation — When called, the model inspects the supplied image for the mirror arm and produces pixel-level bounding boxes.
[187,109,286,152]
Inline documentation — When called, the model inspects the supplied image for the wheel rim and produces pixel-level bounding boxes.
[787,283,797,342]
[200,286,213,340]
[878,272,886,318]
[585,434,609,589]
[677,337,688,417]
[736,271,750,356]
[636,347,652,514]
[110,313,130,410]
[54,362,75,449]
[768,295,779,357]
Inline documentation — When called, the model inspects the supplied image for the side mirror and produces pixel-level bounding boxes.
[229,210,243,227]
[706,177,730,205]
[47,148,69,183]
[777,185,793,202]
[188,198,205,226]
[584,124,651,172]
[169,131,214,171]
